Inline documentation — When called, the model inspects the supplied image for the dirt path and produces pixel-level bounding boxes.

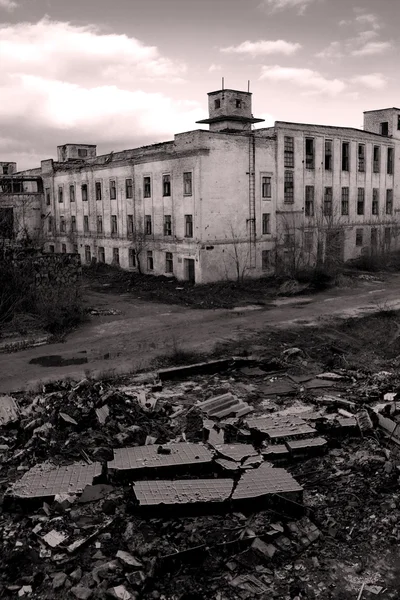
[2,274,400,393]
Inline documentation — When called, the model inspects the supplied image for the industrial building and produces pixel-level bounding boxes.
[0,88,399,283]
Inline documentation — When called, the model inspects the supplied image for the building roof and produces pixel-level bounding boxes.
[363,107,400,113]
[196,115,265,125]
[274,121,390,138]
[208,89,252,96]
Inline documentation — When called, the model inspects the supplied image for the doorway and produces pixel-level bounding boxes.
[184,258,195,283]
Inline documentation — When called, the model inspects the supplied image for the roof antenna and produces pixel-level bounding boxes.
[248,80,250,92]
[222,77,224,90]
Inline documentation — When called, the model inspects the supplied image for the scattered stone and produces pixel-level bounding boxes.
[52,572,68,590]
[71,585,93,600]
[116,550,143,568]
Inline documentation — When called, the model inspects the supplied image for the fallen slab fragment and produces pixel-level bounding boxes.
[8,461,102,500]
[213,444,258,463]
[0,395,19,425]
[157,358,246,381]
[232,463,303,502]
[133,478,234,507]
[108,443,213,475]
[286,437,327,458]
[197,393,253,419]
[262,444,290,462]
[96,405,110,425]
[246,415,316,441]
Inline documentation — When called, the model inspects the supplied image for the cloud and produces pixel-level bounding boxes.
[351,73,387,89]
[220,39,301,56]
[317,30,392,61]
[315,41,343,60]
[351,40,392,56]
[259,0,319,14]
[259,65,345,95]
[0,0,18,11]
[355,12,381,30]
[208,63,222,72]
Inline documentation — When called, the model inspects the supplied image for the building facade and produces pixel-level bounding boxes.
[1,89,400,282]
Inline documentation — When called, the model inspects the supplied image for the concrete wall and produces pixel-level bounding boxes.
[0,193,43,243]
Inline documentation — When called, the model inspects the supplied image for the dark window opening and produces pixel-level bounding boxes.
[111,215,117,234]
[71,216,76,232]
[305,138,314,169]
[284,136,294,168]
[342,142,349,171]
[97,216,103,233]
[372,189,379,215]
[165,252,173,273]
[185,214,193,238]
[235,99,242,108]
[357,188,365,215]
[45,188,51,206]
[145,215,152,235]
[85,245,91,264]
[163,175,171,197]
[305,185,314,216]
[284,170,294,202]
[262,213,270,235]
[147,250,154,271]
[129,248,136,268]
[125,178,133,199]
[341,187,349,216]
[78,148,88,157]
[58,186,63,203]
[214,99,220,109]
[144,176,151,198]
[127,214,133,235]
[262,250,271,270]
[164,215,172,236]
[325,140,332,170]
[358,144,365,172]
[95,182,102,201]
[69,185,75,202]
[83,216,89,232]
[323,187,333,216]
[0,207,14,239]
[356,229,363,247]
[386,189,393,214]
[110,180,116,200]
[380,122,389,136]
[387,147,394,174]
[183,172,192,196]
[373,146,380,173]
[112,248,119,265]
[262,176,271,199]
[98,247,105,263]
[81,184,88,201]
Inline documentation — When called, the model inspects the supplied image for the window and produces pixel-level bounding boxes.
[398,115,400,130]
[85,245,91,264]
[185,214,193,237]
[125,178,133,199]
[356,228,363,247]
[78,148,88,158]
[358,144,365,172]
[284,136,294,168]
[145,214,152,235]
[262,250,271,270]
[97,215,103,233]
[71,216,76,232]
[163,175,171,196]
[2,165,8,174]
[110,180,116,200]
[214,99,220,109]
[49,245,55,254]
[164,215,172,236]
[284,170,294,203]
[69,185,75,202]
[165,252,173,273]
[262,213,270,235]
[371,228,378,249]
[111,215,117,234]
[48,216,53,232]
[73,244,78,254]
[305,138,314,169]
[112,248,119,265]
[323,187,333,216]
[83,216,89,232]
[98,247,105,263]
[357,188,365,215]
[341,187,349,216]
[58,186,63,203]
[129,249,136,268]
[45,188,51,206]
[325,140,332,170]
[235,99,242,108]
[284,233,295,248]
[144,177,151,198]
[183,172,192,196]
[304,231,314,253]
[372,189,379,215]
[81,184,88,201]
[342,142,349,171]
[95,182,102,201]
[387,147,394,174]
[385,227,391,248]
[147,250,154,271]
[386,189,393,214]
[262,176,271,199]
[373,146,380,173]
[305,186,314,216]
[380,122,389,136]
[127,214,133,235]
[62,243,66,254]
[60,216,66,232]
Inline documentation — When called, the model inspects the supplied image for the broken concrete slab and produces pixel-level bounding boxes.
[116,550,143,568]
[78,484,114,504]
[246,415,316,441]
[232,464,303,502]
[286,437,327,458]
[42,530,68,547]
[96,405,110,424]
[106,585,132,599]
[261,444,290,462]
[133,478,234,507]
[197,393,253,419]
[213,444,258,463]
[0,395,19,425]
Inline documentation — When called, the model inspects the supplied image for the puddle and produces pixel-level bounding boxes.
[29,355,88,367]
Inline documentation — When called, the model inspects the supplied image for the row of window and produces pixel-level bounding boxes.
[302,185,394,217]
[50,214,195,237]
[47,172,193,206]
[284,136,394,174]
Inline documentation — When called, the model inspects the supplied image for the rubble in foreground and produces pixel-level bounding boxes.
[1,358,400,599]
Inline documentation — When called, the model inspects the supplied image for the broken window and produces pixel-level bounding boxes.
[341,187,349,216]
[111,215,118,234]
[73,244,78,254]
[373,146,380,173]
[48,216,53,233]
[380,122,389,136]
[323,187,332,216]
[305,185,314,216]
[110,180,116,200]
[71,216,76,232]
[78,148,88,157]
[214,99,220,109]
[69,185,75,202]
[305,138,314,169]
[95,182,102,201]
[163,175,171,197]
[164,215,172,236]
[371,227,378,249]
[58,186,63,203]
[262,213,270,235]
[125,178,133,199]
[325,140,332,170]
[165,252,173,273]
[284,170,294,203]
[145,214,152,235]
[129,248,136,267]
[0,207,14,239]
[385,227,391,248]
[83,216,89,232]
[45,188,51,206]
[144,177,151,198]
[60,216,66,232]
[147,250,154,271]
[386,189,393,214]
[112,248,119,265]
[185,214,193,237]
[183,172,192,196]
[304,231,314,253]
[356,228,363,247]
[284,136,294,168]
[127,214,134,234]
[97,215,103,233]
[262,176,271,199]
[262,249,271,270]
[358,144,365,172]
[81,184,88,201]
[342,142,349,171]
[2,165,8,174]
[98,247,105,263]
[235,99,242,108]
[85,245,91,264]
[398,115,400,130]
[387,147,394,174]
[62,243,66,253]
[49,244,55,253]
[372,188,379,215]
[357,188,365,215]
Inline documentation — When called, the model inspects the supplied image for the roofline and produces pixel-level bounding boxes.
[196,116,265,124]
[56,144,97,148]
[275,121,390,138]
[208,89,252,96]
[363,108,400,114]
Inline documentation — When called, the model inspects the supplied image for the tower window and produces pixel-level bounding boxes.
[235,99,242,108]
[380,122,389,136]
[214,99,220,109]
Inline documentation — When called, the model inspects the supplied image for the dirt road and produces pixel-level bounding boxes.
[1,274,400,393]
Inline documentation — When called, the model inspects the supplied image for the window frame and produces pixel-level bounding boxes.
[165,252,173,273]
[342,142,350,171]
[95,181,102,201]
[261,175,272,199]
[357,188,365,216]
[97,215,103,234]
[355,228,363,247]
[184,214,193,238]
[143,176,151,198]
[387,147,394,175]
[125,178,133,199]
[83,215,89,233]
[305,137,314,170]
[183,172,193,196]
[45,188,51,206]
[305,185,314,217]
[111,214,118,234]
[373,146,380,173]
[284,136,294,168]
[112,247,120,265]
[358,144,365,172]
[386,189,393,215]
[129,248,136,268]
[372,188,379,215]
[145,214,152,235]
[69,184,75,202]
[164,214,172,236]
[81,183,88,202]
[127,214,134,235]
[58,186,63,204]
[98,247,105,263]
[323,187,333,217]
[284,170,294,203]
[341,187,349,216]
[262,213,270,235]
[84,245,91,264]
[163,174,171,197]
[110,180,117,200]
[324,139,333,171]
[147,250,154,271]
[261,249,271,271]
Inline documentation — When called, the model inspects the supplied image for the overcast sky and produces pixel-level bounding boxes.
[1,0,399,169]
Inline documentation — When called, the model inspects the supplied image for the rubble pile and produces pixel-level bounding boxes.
[1,364,400,598]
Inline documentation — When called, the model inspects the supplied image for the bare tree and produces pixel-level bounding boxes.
[222,221,251,283]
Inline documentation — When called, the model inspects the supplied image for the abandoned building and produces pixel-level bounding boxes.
[1,89,400,283]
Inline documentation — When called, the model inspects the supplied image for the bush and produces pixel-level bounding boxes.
[33,288,88,334]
